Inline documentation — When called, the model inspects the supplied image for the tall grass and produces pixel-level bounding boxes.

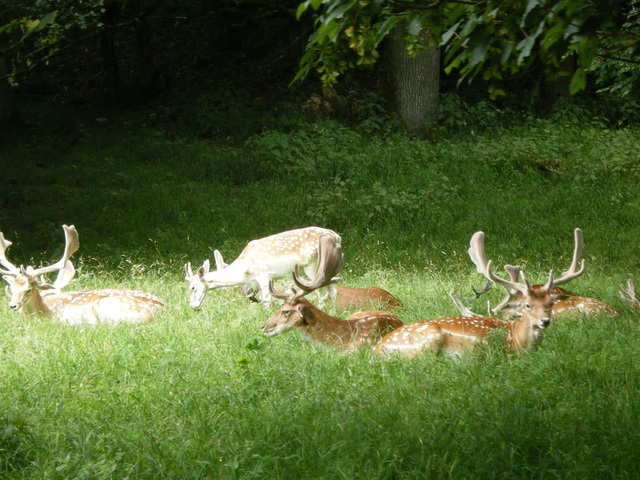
[0,95,639,478]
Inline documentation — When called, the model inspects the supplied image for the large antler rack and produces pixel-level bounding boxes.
[467,228,585,312]
[0,225,80,289]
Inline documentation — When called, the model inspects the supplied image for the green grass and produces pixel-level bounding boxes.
[1,97,639,478]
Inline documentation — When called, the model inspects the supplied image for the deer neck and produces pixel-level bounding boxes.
[27,290,55,316]
[202,262,250,288]
[298,305,352,344]
[507,315,541,351]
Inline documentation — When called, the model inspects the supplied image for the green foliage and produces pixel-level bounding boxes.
[295,0,638,99]
[179,88,304,142]
[0,417,30,473]
[438,92,515,133]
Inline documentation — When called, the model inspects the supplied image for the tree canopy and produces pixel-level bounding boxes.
[294,0,640,97]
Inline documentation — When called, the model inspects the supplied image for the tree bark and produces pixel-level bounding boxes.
[380,24,440,135]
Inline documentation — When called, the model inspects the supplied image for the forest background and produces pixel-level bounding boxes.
[0,1,639,478]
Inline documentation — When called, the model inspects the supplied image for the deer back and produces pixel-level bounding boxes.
[373,315,513,357]
[335,285,402,310]
[234,227,341,277]
[43,289,166,325]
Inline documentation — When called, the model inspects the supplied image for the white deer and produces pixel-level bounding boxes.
[184,226,342,308]
[1,225,166,324]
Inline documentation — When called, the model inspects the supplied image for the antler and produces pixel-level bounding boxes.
[0,225,79,282]
[448,291,481,318]
[544,228,585,290]
[0,231,19,275]
[468,231,531,298]
[268,279,293,301]
[292,234,344,293]
[620,279,638,306]
[25,225,80,279]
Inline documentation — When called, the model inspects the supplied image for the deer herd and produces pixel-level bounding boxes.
[1,224,639,358]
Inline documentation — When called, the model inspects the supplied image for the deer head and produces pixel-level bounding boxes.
[467,228,585,331]
[2,225,80,314]
[184,259,210,309]
[262,235,344,337]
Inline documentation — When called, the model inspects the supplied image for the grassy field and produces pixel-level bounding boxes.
[0,96,639,478]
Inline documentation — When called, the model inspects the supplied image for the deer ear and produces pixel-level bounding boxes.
[184,262,193,279]
[201,259,210,274]
[213,250,227,270]
[2,275,14,286]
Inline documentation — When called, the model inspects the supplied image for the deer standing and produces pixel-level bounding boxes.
[262,236,403,352]
[1,225,165,325]
[373,229,585,357]
[212,242,400,311]
[184,227,342,308]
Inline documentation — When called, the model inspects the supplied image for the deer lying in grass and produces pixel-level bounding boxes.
[469,263,620,319]
[333,285,402,310]
[1,225,165,324]
[184,227,342,308]
[373,229,585,357]
[261,237,402,352]
[620,279,640,310]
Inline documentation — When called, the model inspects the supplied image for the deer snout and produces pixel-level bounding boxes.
[540,317,551,328]
[9,303,19,311]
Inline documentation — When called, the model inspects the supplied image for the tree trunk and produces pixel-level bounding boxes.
[380,24,440,135]
[129,0,157,96]
[0,55,18,125]
[541,56,575,113]
[100,3,120,103]
[134,16,154,92]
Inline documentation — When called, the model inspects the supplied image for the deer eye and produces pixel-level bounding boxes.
[524,303,532,310]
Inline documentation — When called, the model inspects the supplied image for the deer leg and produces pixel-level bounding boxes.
[256,276,274,307]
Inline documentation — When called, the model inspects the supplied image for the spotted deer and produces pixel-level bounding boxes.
[1,225,165,324]
[620,279,640,310]
[212,244,400,311]
[467,229,619,319]
[184,227,342,308]
[373,229,585,357]
[262,236,402,352]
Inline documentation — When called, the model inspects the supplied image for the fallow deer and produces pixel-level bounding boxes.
[620,279,640,310]
[1,225,165,324]
[262,237,402,352]
[467,229,619,319]
[184,227,342,308]
[212,246,400,311]
[373,229,585,357]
